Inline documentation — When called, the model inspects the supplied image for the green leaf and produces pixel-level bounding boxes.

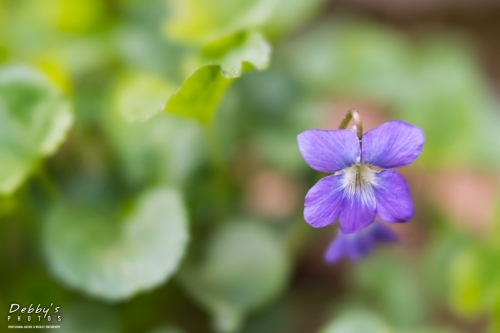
[449,249,483,315]
[320,310,393,333]
[113,72,175,122]
[353,255,426,327]
[163,31,270,123]
[165,0,277,44]
[164,65,232,123]
[285,20,409,99]
[0,65,73,194]
[421,233,464,302]
[448,245,500,316]
[180,220,291,332]
[393,37,485,167]
[103,107,205,188]
[43,188,189,301]
[262,0,322,38]
[115,32,270,123]
[202,31,271,78]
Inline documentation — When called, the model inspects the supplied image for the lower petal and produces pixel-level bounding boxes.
[338,189,377,234]
[345,233,375,260]
[324,236,345,264]
[374,170,414,223]
[304,174,344,228]
[371,222,398,242]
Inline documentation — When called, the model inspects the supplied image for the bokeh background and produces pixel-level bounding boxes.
[1,0,500,332]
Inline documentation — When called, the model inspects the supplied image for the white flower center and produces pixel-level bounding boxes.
[341,164,376,200]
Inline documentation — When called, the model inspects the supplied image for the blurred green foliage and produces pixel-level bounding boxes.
[180,220,291,332]
[0,0,499,332]
[43,188,189,301]
[0,65,72,194]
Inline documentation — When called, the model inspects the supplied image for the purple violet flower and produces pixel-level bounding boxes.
[325,221,398,264]
[297,119,424,234]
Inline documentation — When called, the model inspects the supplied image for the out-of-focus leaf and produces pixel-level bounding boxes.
[263,0,322,38]
[3,0,110,79]
[394,37,485,167]
[180,220,291,333]
[253,129,306,173]
[164,31,270,123]
[448,245,500,316]
[0,65,73,195]
[104,106,205,188]
[251,100,318,173]
[58,302,119,333]
[24,0,105,34]
[114,31,270,123]
[113,25,185,83]
[165,0,276,45]
[237,67,300,123]
[43,188,189,301]
[353,255,426,327]
[164,65,232,123]
[422,233,464,302]
[285,20,409,99]
[320,310,392,333]
[472,99,500,167]
[202,31,270,78]
[113,72,175,122]
[449,249,483,315]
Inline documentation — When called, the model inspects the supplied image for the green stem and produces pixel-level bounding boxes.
[338,108,363,140]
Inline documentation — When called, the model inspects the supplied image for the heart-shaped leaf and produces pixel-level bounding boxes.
[43,188,189,301]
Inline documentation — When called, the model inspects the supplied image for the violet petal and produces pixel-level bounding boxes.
[297,129,360,172]
[371,222,399,242]
[374,170,414,223]
[324,235,346,264]
[324,221,399,264]
[338,189,377,234]
[304,174,345,228]
[345,232,375,260]
[362,120,424,169]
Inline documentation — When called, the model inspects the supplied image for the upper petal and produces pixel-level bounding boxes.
[362,120,424,168]
[338,186,377,234]
[304,174,344,228]
[297,129,360,172]
[374,170,414,223]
